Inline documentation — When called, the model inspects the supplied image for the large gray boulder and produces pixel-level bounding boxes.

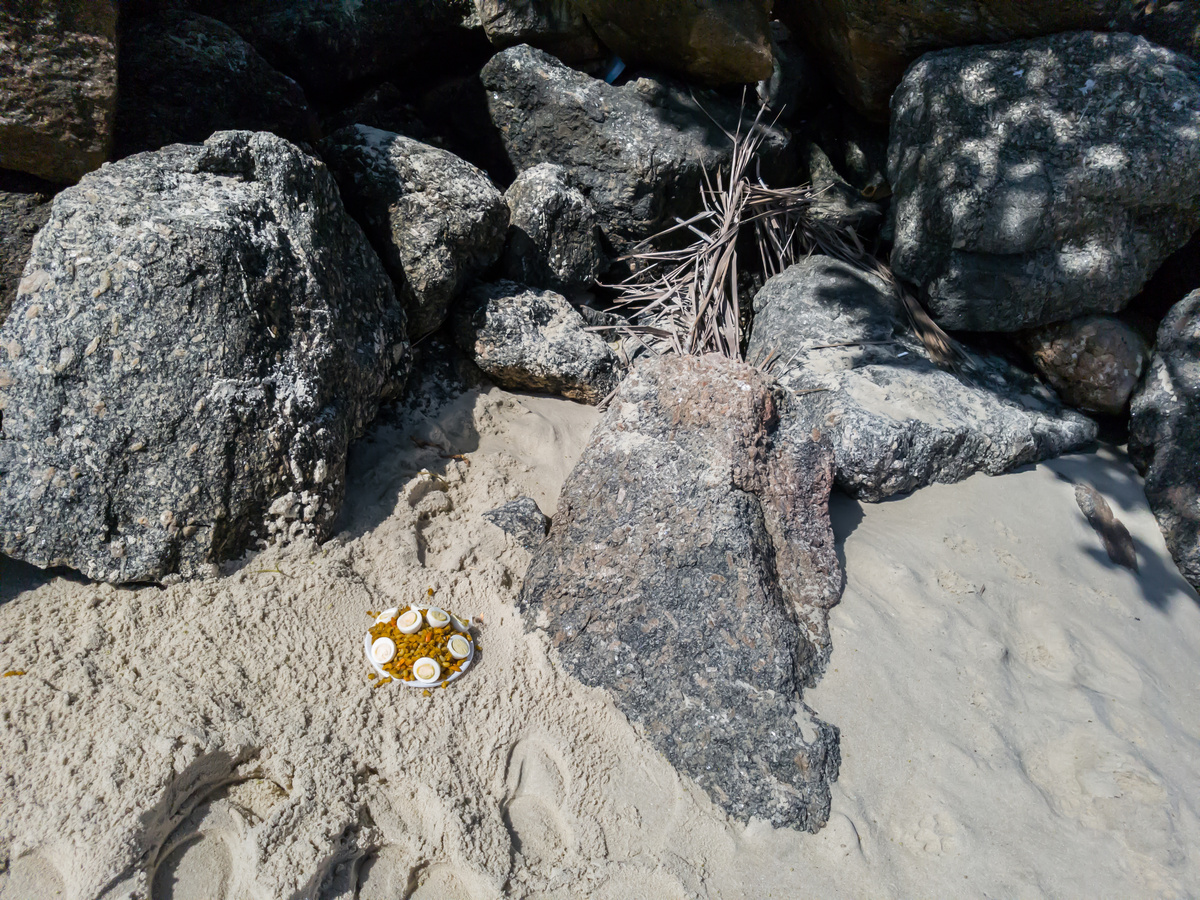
[202,0,474,95]
[747,257,1098,501]
[1017,316,1149,416]
[502,163,602,295]
[480,45,791,255]
[776,0,1200,120]
[0,131,408,584]
[320,125,509,340]
[889,32,1200,333]
[519,354,843,830]
[1129,290,1200,593]
[115,11,316,158]
[454,281,618,403]
[0,187,52,326]
[473,0,602,61]
[0,0,118,183]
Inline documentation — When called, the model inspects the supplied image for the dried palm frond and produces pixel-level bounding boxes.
[600,103,966,369]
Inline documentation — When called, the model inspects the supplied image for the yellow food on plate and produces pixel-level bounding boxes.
[366,605,474,686]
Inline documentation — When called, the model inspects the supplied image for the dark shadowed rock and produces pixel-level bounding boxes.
[1017,316,1149,416]
[482,496,549,550]
[889,32,1200,332]
[800,142,883,235]
[756,21,822,122]
[1129,289,1200,593]
[115,11,316,158]
[519,354,843,830]
[0,188,52,325]
[201,0,475,95]
[473,0,602,61]
[777,0,1200,120]
[320,125,509,340]
[1075,484,1138,572]
[747,257,1097,501]
[810,103,891,200]
[455,281,618,403]
[0,1,117,183]
[502,164,601,295]
[480,45,791,256]
[572,0,774,84]
[324,83,436,145]
[0,131,408,583]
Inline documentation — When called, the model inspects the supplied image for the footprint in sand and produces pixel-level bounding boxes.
[502,736,575,866]
[407,863,497,900]
[151,778,287,900]
[903,812,962,857]
[592,864,691,900]
[0,851,65,900]
[1025,728,1176,860]
[351,846,416,900]
[327,850,497,900]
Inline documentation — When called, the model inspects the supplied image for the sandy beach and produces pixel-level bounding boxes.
[2,371,1197,900]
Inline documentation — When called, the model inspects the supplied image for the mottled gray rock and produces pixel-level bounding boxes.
[474,0,602,61]
[320,125,509,340]
[202,0,474,95]
[0,1,118,182]
[889,32,1200,332]
[482,496,549,550]
[502,164,602,295]
[455,282,618,403]
[0,189,51,325]
[115,11,316,158]
[0,131,408,583]
[1017,316,1149,416]
[1129,289,1200,593]
[520,354,843,830]
[747,257,1097,501]
[776,0,1200,120]
[572,0,774,84]
[1075,484,1138,572]
[480,45,791,255]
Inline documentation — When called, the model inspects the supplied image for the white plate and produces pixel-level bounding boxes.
[364,606,475,687]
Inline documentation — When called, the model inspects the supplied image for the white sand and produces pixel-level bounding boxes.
[1,378,1198,900]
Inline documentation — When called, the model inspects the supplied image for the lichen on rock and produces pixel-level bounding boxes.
[0,131,408,583]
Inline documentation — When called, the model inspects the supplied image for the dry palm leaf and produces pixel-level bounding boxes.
[600,103,965,369]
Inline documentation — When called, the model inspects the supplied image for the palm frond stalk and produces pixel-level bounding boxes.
[601,105,964,369]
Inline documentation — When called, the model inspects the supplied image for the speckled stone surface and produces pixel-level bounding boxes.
[0,0,118,182]
[1018,315,1148,416]
[321,125,509,340]
[889,32,1200,331]
[482,496,549,551]
[747,257,1097,501]
[474,0,601,61]
[456,282,619,404]
[0,188,51,326]
[1130,289,1200,593]
[480,45,791,258]
[502,164,602,296]
[520,354,843,830]
[0,131,408,583]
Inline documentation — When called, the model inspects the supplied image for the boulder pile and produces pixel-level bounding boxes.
[0,0,1197,863]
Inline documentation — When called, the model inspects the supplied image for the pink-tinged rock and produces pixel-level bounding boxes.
[1019,316,1149,416]
[0,1,117,183]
